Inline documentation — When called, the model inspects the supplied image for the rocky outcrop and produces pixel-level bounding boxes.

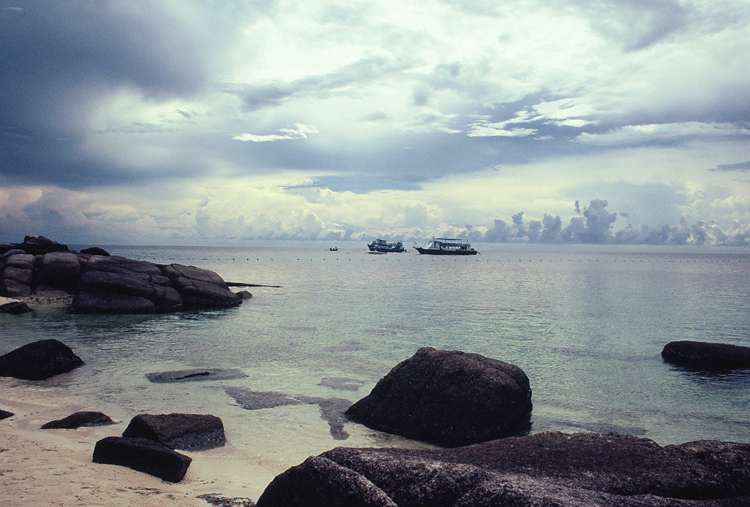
[0,409,13,420]
[345,347,532,447]
[662,340,750,371]
[72,255,184,313]
[41,411,115,429]
[122,413,226,450]
[92,436,192,482]
[0,339,84,380]
[255,431,750,507]
[0,236,243,313]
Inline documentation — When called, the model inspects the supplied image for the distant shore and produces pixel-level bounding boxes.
[0,378,276,506]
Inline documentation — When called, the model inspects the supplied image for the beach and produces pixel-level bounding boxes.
[0,378,276,507]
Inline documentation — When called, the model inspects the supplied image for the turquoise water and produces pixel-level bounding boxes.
[2,245,750,470]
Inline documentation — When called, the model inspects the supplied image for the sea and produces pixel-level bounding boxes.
[3,243,750,476]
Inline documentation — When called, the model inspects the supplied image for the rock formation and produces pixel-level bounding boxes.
[345,347,532,447]
[255,431,750,506]
[0,235,242,314]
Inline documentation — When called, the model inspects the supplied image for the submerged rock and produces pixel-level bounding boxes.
[0,339,84,380]
[145,368,248,383]
[662,340,750,371]
[345,347,532,447]
[256,431,750,507]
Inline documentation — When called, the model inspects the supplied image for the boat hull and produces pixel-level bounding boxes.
[415,248,477,255]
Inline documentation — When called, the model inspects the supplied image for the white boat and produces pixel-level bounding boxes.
[414,238,478,255]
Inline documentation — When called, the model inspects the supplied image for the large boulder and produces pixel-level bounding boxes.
[162,264,242,309]
[256,431,750,507]
[0,339,84,380]
[37,251,83,291]
[345,347,532,447]
[122,413,226,450]
[662,340,750,371]
[72,256,182,313]
[92,436,191,482]
[0,409,13,420]
[0,253,35,297]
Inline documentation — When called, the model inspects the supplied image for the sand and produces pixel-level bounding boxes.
[0,378,279,507]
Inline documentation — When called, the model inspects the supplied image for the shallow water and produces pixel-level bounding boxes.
[2,245,750,471]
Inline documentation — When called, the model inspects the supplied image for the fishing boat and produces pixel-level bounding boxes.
[367,238,406,253]
[414,237,478,255]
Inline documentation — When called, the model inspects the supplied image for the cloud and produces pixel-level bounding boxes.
[233,124,319,142]
[711,160,750,172]
[575,123,750,146]
[1,1,750,246]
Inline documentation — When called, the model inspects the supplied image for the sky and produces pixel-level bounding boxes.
[1,0,750,247]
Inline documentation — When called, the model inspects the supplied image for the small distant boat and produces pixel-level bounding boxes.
[367,238,406,253]
[329,247,338,251]
[414,238,478,255]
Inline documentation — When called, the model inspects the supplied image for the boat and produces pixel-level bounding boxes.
[414,237,478,255]
[367,238,406,253]
[329,246,338,251]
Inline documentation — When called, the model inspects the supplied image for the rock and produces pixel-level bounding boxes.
[80,246,110,256]
[257,455,398,507]
[0,253,35,297]
[1,236,243,313]
[662,340,750,371]
[162,264,242,309]
[0,339,84,380]
[72,255,182,314]
[20,235,69,255]
[72,257,240,313]
[255,431,750,507]
[145,368,248,383]
[41,411,115,429]
[237,290,253,300]
[92,436,191,482]
[122,413,226,450]
[345,347,532,447]
[37,251,83,291]
[0,301,32,314]
[0,409,13,420]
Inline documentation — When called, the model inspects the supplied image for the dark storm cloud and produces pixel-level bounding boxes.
[0,1,233,187]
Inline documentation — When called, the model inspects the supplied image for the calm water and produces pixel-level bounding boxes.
[2,245,750,470]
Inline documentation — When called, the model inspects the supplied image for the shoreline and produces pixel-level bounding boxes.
[0,379,278,506]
